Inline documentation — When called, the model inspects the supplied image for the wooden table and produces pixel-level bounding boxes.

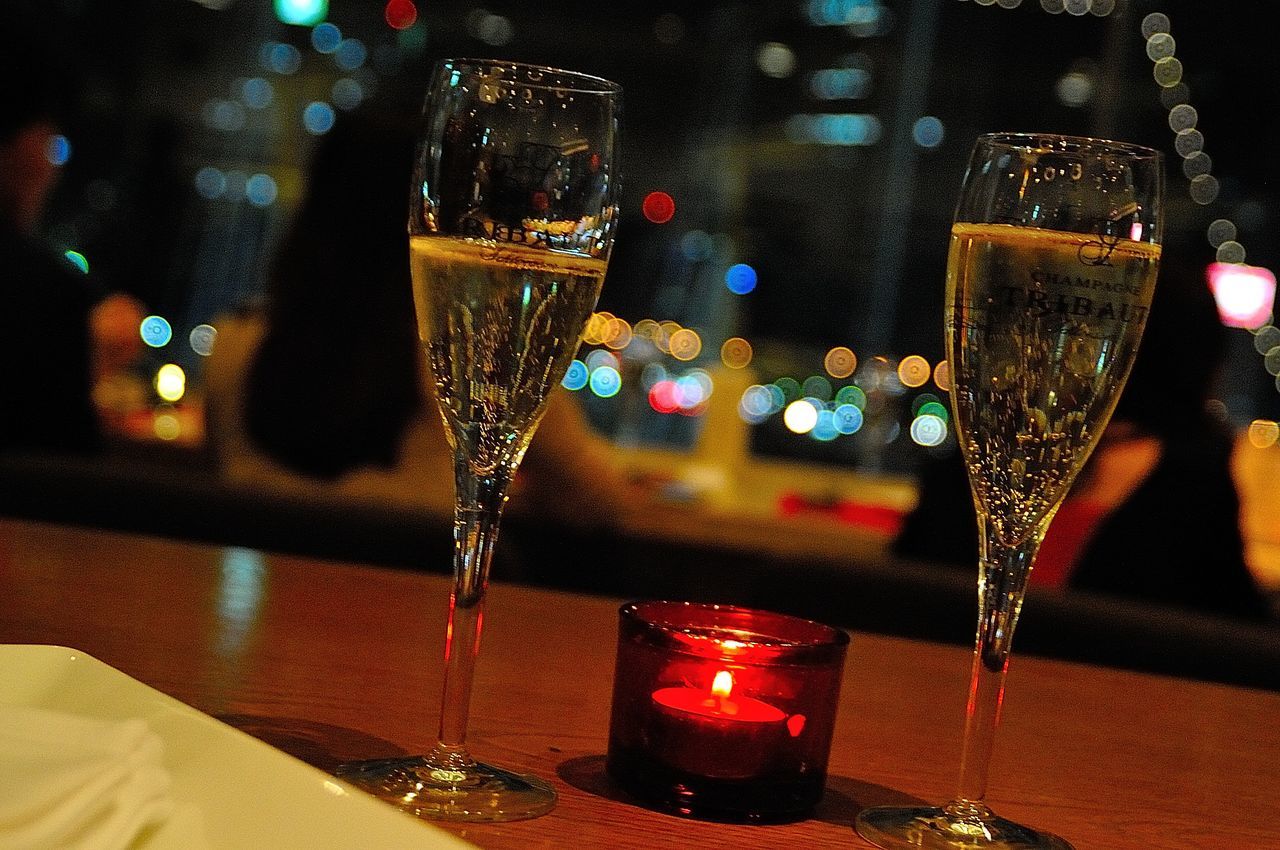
[1,518,1276,849]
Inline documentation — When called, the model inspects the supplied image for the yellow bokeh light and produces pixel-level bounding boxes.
[720,337,753,369]
[153,412,181,441]
[633,318,660,341]
[933,359,952,392]
[783,399,818,434]
[824,346,857,379]
[898,355,931,388]
[604,317,633,350]
[1247,419,1279,449]
[583,312,613,345]
[154,363,186,402]
[669,328,702,362]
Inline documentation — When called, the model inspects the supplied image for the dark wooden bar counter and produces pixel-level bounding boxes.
[1,517,1277,849]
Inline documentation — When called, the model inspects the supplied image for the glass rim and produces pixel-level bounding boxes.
[435,57,622,95]
[619,600,850,651]
[977,131,1161,161]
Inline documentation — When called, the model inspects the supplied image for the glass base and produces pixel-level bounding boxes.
[856,803,1073,849]
[334,755,556,822]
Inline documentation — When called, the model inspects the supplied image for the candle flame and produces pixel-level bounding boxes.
[711,670,734,698]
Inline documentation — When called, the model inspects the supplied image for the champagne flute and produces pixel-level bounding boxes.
[337,59,622,822]
[857,133,1162,849]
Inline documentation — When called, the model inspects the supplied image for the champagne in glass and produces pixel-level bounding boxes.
[337,59,622,823]
[857,133,1162,849]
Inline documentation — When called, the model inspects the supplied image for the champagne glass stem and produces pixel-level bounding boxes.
[427,456,511,769]
[949,515,1041,815]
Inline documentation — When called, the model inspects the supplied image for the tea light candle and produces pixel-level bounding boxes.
[606,602,849,821]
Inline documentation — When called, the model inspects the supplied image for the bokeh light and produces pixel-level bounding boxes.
[775,376,801,402]
[725,263,757,295]
[669,328,702,361]
[332,77,364,111]
[642,191,675,223]
[267,43,303,74]
[755,42,796,78]
[562,359,589,391]
[242,77,274,109]
[140,316,173,348]
[604,317,633,350]
[910,414,948,446]
[783,399,819,434]
[384,0,417,29]
[824,346,857,379]
[811,409,839,441]
[650,380,680,413]
[310,22,342,53]
[45,134,71,166]
[195,166,226,199]
[933,359,952,391]
[641,361,668,389]
[583,312,612,345]
[897,355,931,387]
[154,364,187,403]
[1247,419,1279,449]
[334,38,367,70]
[189,324,218,356]
[833,403,863,434]
[835,385,867,409]
[63,250,89,274]
[720,337,753,369]
[802,375,833,401]
[585,348,620,372]
[589,366,622,398]
[911,116,944,149]
[246,173,278,207]
[303,101,337,135]
[740,385,773,418]
[153,411,181,441]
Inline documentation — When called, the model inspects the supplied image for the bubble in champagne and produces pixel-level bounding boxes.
[1153,57,1183,87]
[1266,348,1280,378]
[1207,219,1237,248]
[1146,33,1176,61]
[1189,174,1219,204]
[1159,82,1190,109]
[1252,326,1280,354]
[1182,152,1212,179]
[1247,419,1279,449]
[1216,241,1246,264]
[1141,12,1170,38]
[1174,128,1204,157]
[1167,104,1197,132]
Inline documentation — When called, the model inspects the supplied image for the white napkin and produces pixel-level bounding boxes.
[0,704,175,850]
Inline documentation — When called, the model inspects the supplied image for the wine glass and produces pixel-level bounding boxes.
[857,133,1163,849]
[336,59,622,822]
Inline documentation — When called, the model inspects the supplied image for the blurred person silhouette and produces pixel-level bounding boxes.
[895,254,1272,621]
[0,7,143,455]
[204,108,632,527]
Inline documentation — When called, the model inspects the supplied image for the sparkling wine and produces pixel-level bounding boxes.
[946,221,1161,547]
[410,235,606,472]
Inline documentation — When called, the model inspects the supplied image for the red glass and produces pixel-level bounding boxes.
[606,601,849,822]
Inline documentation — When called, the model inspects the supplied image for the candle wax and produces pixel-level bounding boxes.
[647,684,787,779]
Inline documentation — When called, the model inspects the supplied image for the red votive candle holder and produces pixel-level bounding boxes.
[606,601,849,822]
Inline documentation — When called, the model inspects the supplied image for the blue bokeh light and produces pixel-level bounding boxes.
[242,77,274,109]
[63,250,89,274]
[562,359,589,391]
[589,365,622,398]
[268,43,303,74]
[833,403,863,434]
[332,78,364,111]
[811,409,840,441]
[912,115,945,149]
[310,22,342,53]
[334,38,367,70]
[140,316,173,348]
[725,263,758,295]
[303,101,336,134]
[45,134,71,167]
[246,173,278,207]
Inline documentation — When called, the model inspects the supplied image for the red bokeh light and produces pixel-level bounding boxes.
[642,191,675,224]
[385,0,418,30]
[648,381,680,413]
